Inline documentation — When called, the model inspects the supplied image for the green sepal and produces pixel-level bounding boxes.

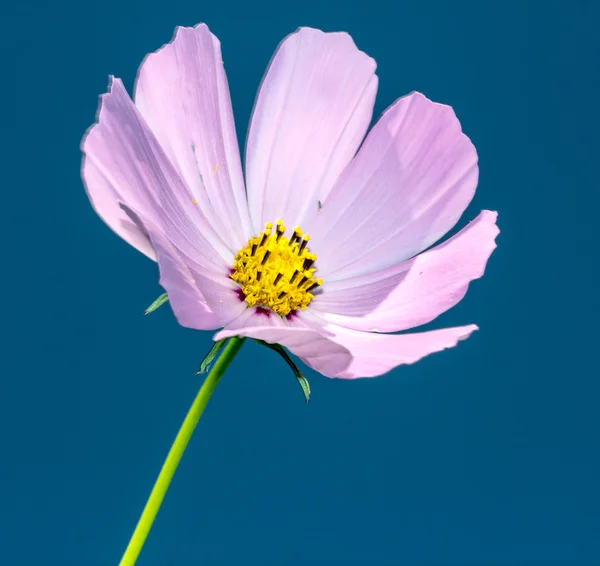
[197,339,228,375]
[253,339,311,403]
[144,293,169,315]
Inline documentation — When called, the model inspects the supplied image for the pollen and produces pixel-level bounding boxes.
[230,220,323,317]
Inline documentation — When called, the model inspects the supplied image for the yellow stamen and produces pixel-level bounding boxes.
[230,220,321,317]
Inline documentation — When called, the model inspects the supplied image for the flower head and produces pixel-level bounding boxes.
[82,24,499,379]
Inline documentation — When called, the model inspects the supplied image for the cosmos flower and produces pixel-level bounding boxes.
[82,24,499,379]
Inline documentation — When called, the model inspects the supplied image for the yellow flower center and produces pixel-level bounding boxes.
[230,220,323,317]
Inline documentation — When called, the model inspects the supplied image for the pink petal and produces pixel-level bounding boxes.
[215,309,478,379]
[134,24,253,252]
[121,204,245,329]
[215,308,351,376]
[305,92,479,280]
[82,77,231,276]
[81,154,157,260]
[245,27,378,233]
[311,210,499,332]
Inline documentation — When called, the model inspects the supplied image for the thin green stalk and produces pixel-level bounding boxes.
[118,336,246,566]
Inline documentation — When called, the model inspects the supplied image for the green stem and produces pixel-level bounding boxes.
[118,336,246,566]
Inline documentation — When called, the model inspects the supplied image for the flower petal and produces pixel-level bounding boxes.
[134,24,252,252]
[121,204,245,329]
[215,308,351,376]
[306,92,479,280]
[81,154,157,260]
[245,27,378,233]
[82,77,230,275]
[311,210,499,332]
[215,309,478,379]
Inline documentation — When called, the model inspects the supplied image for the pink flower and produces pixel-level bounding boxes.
[82,24,499,379]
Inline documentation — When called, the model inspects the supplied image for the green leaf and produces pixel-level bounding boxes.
[253,339,311,403]
[197,339,228,375]
[144,293,169,315]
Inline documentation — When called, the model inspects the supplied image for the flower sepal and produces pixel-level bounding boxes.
[253,339,311,403]
[145,292,169,315]
[196,339,228,374]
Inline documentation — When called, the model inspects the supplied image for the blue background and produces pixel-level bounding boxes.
[2,0,598,564]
